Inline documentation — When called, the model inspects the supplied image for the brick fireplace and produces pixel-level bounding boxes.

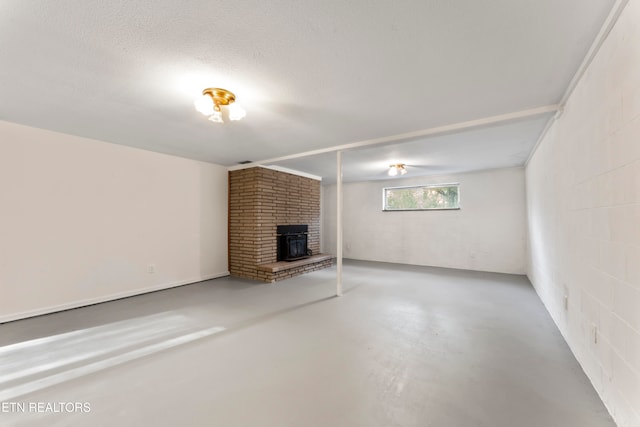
[228,167,333,282]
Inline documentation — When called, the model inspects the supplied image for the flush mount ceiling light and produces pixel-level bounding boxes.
[194,88,246,123]
[388,164,408,176]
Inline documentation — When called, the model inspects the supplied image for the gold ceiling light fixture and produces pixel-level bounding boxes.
[194,88,246,123]
[388,163,408,177]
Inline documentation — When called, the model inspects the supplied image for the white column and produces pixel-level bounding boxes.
[336,150,343,296]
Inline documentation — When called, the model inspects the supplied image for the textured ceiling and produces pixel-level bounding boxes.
[0,0,615,181]
[270,113,555,184]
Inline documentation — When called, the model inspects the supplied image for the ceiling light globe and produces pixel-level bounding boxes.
[194,95,214,116]
[208,110,224,123]
[388,166,398,176]
[400,167,407,175]
[228,103,247,121]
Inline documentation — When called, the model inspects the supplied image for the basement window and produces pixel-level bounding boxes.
[383,184,460,211]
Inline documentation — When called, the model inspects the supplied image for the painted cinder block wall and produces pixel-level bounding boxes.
[322,167,527,275]
[228,167,324,281]
[526,1,640,425]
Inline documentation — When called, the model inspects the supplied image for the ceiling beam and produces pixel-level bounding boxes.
[228,104,559,170]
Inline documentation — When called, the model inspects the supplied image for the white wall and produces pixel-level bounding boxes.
[526,1,640,425]
[0,121,229,322]
[322,167,526,274]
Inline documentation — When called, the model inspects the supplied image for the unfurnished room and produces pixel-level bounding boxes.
[0,1,639,426]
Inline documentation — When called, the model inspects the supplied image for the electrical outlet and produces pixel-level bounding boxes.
[147,264,156,274]
[563,295,569,311]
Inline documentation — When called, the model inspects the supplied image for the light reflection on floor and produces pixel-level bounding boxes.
[0,312,224,401]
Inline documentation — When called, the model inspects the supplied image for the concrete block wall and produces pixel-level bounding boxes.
[229,167,322,281]
[526,1,640,425]
[322,167,527,274]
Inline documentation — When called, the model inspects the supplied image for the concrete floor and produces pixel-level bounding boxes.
[0,260,616,427]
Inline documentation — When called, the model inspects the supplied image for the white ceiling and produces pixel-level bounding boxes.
[0,1,615,182]
[271,113,555,183]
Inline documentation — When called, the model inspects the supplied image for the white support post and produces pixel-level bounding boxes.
[336,150,343,296]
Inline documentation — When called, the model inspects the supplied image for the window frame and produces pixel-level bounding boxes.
[382,183,461,212]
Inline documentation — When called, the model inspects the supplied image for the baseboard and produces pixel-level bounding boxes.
[0,271,230,324]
